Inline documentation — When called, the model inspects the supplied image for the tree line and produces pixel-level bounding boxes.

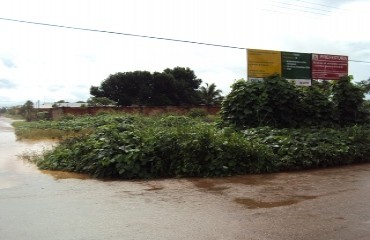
[89,66,223,106]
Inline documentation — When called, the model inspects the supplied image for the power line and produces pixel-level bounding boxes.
[295,0,347,10]
[269,0,333,14]
[0,17,245,50]
[264,0,349,18]
[261,8,320,19]
[0,17,369,64]
[348,59,370,64]
[269,3,330,16]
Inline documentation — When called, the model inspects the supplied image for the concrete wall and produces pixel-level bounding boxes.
[49,106,221,120]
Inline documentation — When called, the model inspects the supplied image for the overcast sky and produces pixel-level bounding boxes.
[0,0,369,106]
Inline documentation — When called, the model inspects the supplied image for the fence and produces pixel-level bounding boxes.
[49,106,221,120]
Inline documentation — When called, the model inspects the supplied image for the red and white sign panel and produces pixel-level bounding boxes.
[312,54,348,80]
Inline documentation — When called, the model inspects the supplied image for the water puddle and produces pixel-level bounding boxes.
[191,179,230,193]
[190,174,278,193]
[235,195,317,209]
[145,185,165,191]
[224,174,277,185]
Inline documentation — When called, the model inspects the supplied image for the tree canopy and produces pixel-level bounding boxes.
[87,97,116,107]
[198,83,223,106]
[19,100,35,121]
[221,75,369,128]
[358,77,370,94]
[90,67,202,106]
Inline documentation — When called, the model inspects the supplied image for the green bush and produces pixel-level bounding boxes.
[297,81,335,126]
[221,76,299,128]
[187,108,208,118]
[36,111,50,120]
[221,76,369,129]
[243,125,370,170]
[29,114,370,179]
[35,115,276,178]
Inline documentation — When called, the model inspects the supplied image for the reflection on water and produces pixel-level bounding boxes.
[145,184,165,191]
[191,179,230,193]
[2,116,370,240]
[235,195,317,209]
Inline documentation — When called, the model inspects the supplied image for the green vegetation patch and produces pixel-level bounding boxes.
[35,115,267,178]
[12,114,123,140]
[243,126,370,170]
[22,114,370,179]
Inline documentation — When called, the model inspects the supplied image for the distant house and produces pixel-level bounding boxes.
[39,102,87,108]
[39,103,54,109]
[55,102,87,108]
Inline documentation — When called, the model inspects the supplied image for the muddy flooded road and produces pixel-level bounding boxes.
[1,116,370,240]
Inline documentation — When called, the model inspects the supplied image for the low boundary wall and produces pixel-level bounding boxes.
[49,106,221,120]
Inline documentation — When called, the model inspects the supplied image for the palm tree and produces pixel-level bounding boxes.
[198,83,223,106]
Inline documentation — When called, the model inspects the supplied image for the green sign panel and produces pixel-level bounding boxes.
[281,52,311,80]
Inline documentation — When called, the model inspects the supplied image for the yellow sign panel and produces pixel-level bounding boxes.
[247,49,282,79]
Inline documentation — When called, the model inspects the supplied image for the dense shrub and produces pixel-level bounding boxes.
[221,76,369,128]
[332,76,368,125]
[243,125,370,170]
[13,114,139,139]
[187,108,208,118]
[37,116,276,178]
[27,115,370,179]
[221,76,299,128]
[297,81,335,126]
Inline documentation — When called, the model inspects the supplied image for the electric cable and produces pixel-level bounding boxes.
[295,0,348,10]
[269,0,333,14]
[0,17,369,64]
[0,17,245,50]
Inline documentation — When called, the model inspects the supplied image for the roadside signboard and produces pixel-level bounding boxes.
[311,54,348,80]
[247,49,349,84]
[282,51,312,86]
[247,49,281,81]
[281,52,311,76]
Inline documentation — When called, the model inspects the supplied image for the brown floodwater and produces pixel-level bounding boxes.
[1,116,370,240]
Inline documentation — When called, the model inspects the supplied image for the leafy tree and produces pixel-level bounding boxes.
[358,77,370,94]
[332,76,368,125]
[221,78,268,128]
[297,80,334,126]
[363,100,370,115]
[222,75,299,128]
[258,75,299,127]
[90,67,202,106]
[221,75,368,128]
[149,72,177,106]
[198,83,223,106]
[90,86,104,98]
[19,100,35,121]
[87,97,116,106]
[92,71,152,106]
[162,67,202,105]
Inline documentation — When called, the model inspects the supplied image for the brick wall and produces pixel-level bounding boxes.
[49,106,221,120]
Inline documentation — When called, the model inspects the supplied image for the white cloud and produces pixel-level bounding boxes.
[0,0,369,106]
